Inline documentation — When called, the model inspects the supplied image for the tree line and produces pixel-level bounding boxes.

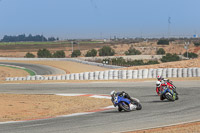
[1,34,59,42]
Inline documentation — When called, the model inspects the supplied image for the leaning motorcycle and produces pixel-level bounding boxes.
[113,95,142,112]
[160,86,178,101]
[156,80,178,96]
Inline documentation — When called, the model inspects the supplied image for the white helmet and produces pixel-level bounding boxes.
[110,90,116,96]
[156,81,161,87]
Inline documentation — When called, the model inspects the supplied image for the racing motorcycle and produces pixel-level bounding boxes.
[156,80,178,96]
[113,94,142,112]
[160,85,178,101]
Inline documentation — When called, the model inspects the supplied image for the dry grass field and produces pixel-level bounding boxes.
[0,41,199,57]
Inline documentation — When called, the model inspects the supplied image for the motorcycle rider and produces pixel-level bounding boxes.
[157,75,178,94]
[110,90,136,111]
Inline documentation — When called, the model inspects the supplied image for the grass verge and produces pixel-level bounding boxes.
[0,65,36,76]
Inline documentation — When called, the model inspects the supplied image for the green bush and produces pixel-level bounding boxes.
[183,52,198,58]
[156,48,165,55]
[24,52,35,58]
[99,46,115,56]
[85,49,97,57]
[194,42,200,47]
[145,60,159,65]
[71,50,81,57]
[125,48,141,55]
[53,50,65,58]
[106,57,159,66]
[161,53,180,62]
[157,39,169,45]
[37,49,52,58]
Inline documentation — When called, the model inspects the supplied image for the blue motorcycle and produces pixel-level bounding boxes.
[160,86,178,101]
[113,95,142,112]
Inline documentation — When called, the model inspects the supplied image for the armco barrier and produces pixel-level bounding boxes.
[79,73,84,80]
[5,67,200,81]
[188,68,193,77]
[177,68,183,77]
[113,70,118,79]
[157,69,163,78]
[167,68,172,78]
[104,71,109,80]
[148,69,153,78]
[127,70,133,79]
[132,70,138,79]
[89,72,94,80]
[183,68,188,77]
[99,71,104,80]
[138,69,143,79]
[122,70,127,79]
[162,68,167,78]
[192,68,197,77]
[152,69,157,78]
[142,69,148,79]
[108,70,114,80]
[94,71,99,80]
[172,68,178,78]
[197,68,200,77]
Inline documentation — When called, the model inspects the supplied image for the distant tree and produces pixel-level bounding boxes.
[37,49,52,58]
[99,46,115,56]
[85,49,97,57]
[183,52,198,58]
[53,50,65,58]
[161,53,181,62]
[48,37,56,41]
[125,47,141,55]
[71,50,81,57]
[194,42,200,47]
[157,39,169,45]
[0,34,49,42]
[24,52,35,58]
[156,48,165,55]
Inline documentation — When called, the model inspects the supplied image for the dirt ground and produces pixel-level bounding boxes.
[0,66,29,80]
[126,121,200,133]
[0,94,111,122]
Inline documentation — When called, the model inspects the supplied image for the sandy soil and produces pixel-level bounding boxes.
[0,60,108,74]
[0,66,29,80]
[0,94,111,122]
[127,121,200,133]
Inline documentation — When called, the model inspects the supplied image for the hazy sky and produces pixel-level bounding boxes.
[0,0,199,39]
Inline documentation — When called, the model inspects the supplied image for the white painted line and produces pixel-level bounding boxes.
[90,95,111,99]
[104,105,115,109]
[56,94,85,96]
[58,112,94,118]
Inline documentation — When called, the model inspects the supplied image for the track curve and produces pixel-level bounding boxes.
[0,81,200,133]
[0,62,66,75]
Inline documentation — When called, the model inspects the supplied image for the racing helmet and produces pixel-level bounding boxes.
[110,90,116,97]
[156,81,161,87]
[157,75,162,80]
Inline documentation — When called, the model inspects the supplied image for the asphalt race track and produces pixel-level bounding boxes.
[0,81,200,133]
[0,62,66,75]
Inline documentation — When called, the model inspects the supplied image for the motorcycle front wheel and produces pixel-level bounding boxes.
[119,102,131,112]
[165,93,175,101]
